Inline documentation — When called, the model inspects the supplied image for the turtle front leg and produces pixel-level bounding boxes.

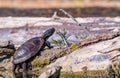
[22,62,27,72]
[45,41,53,49]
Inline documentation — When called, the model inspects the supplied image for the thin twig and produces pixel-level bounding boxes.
[59,9,91,36]
[59,9,81,26]
[57,32,70,47]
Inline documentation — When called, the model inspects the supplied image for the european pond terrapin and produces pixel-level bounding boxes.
[13,28,55,72]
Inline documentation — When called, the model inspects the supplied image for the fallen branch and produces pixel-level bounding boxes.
[59,9,90,35]
[0,48,15,55]
[50,32,120,63]
[59,9,81,26]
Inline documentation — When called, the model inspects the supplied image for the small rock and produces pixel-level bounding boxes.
[39,66,62,78]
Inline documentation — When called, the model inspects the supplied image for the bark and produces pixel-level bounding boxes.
[50,32,120,63]
[0,48,15,55]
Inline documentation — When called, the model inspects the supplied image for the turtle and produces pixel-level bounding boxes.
[13,28,55,72]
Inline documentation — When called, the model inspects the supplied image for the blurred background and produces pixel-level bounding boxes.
[0,0,120,17]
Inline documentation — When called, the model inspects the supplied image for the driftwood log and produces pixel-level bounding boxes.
[50,32,120,63]
[0,40,15,55]
[0,48,15,55]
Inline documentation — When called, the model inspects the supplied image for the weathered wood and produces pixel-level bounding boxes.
[110,53,120,62]
[0,67,6,71]
[0,41,15,55]
[0,48,15,55]
[50,32,120,63]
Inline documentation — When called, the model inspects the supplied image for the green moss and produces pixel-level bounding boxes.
[32,58,50,68]
[70,44,78,52]
[61,70,107,78]
[33,69,107,78]
[43,59,49,65]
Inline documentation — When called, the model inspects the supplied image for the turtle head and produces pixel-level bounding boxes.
[42,28,55,40]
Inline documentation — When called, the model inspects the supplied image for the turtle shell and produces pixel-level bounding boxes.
[13,37,44,64]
